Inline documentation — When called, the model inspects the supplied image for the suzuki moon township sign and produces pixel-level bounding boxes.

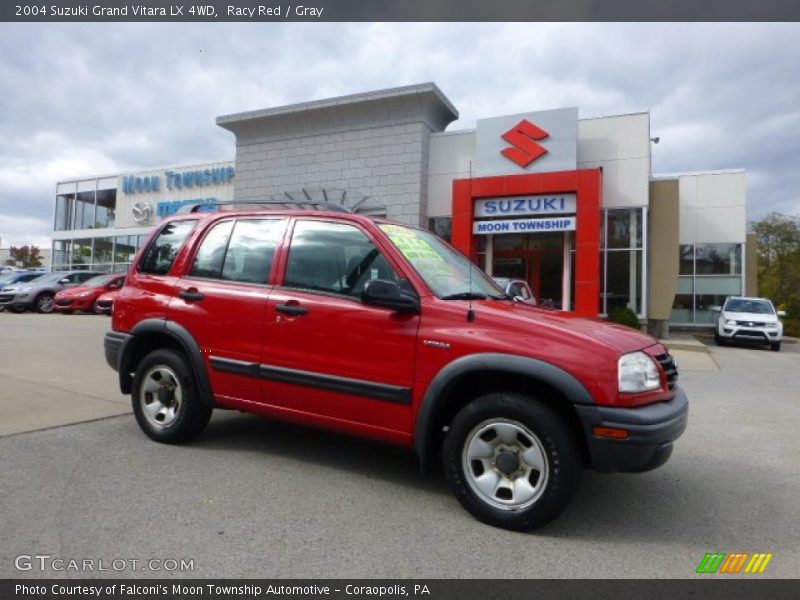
[476,107,578,177]
[473,217,577,235]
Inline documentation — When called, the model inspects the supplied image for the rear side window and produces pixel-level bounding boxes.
[187,218,285,284]
[139,220,197,275]
[222,219,285,284]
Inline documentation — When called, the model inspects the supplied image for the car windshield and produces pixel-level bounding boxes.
[379,224,505,299]
[724,298,775,315]
[82,274,117,288]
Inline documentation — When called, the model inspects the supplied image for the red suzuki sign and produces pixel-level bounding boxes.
[475,108,577,177]
[501,119,550,167]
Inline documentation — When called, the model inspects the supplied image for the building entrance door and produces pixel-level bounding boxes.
[491,232,571,309]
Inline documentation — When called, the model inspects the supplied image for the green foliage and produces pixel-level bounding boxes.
[9,245,44,268]
[752,212,800,335]
[608,306,641,329]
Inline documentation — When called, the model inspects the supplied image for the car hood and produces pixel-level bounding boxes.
[57,285,98,297]
[475,300,658,354]
[722,311,778,323]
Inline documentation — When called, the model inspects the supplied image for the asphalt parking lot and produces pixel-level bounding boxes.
[0,312,798,578]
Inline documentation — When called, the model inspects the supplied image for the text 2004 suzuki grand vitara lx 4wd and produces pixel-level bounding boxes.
[104,201,687,531]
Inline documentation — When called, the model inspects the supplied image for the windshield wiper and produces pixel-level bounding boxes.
[440,292,489,301]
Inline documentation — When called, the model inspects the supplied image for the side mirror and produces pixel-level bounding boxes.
[777,310,787,317]
[711,306,722,312]
[362,279,419,314]
[59,277,70,284]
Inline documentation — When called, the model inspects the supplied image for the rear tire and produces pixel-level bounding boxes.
[131,349,212,443]
[91,301,102,315]
[443,392,581,531]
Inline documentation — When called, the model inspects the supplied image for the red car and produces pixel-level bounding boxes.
[104,201,687,531]
[55,274,125,314]
[94,289,120,315]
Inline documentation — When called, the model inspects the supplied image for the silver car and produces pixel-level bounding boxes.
[0,270,103,313]
[714,296,785,351]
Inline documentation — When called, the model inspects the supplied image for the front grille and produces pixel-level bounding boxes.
[655,353,678,391]
[735,320,765,327]
[0,294,13,303]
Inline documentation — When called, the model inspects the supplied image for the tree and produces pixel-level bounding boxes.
[9,245,44,268]
[751,212,800,335]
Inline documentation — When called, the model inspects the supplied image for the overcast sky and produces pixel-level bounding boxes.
[0,22,798,248]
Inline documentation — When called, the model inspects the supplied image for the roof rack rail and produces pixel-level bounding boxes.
[184,200,353,214]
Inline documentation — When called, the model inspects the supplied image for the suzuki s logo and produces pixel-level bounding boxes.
[500,119,550,168]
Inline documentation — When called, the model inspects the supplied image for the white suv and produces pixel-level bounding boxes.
[714,296,785,351]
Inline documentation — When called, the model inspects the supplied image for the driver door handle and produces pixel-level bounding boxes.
[179,288,205,302]
[276,303,309,316]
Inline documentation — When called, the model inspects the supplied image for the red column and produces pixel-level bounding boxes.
[574,169,602,317]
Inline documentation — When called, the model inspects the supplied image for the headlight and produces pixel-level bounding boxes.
[618,351,661,393]
[77,291,92,297]
[725,319,737,327]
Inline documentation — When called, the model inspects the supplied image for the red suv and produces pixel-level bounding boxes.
[104,202,687,531]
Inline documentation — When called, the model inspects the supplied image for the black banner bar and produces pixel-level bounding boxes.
[2,580,799,600]
[3,0,800,22]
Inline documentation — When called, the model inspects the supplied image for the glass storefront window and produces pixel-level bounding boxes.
[55,194,75,231]
[73,191,96,230]
[605,249,643,314]
[114,236,137,264]
[671,243,743,324]
[52,240,70,269]
[600,207,646,316]
[679,245,694,275]
[94,237,114,265]
[428,217,452,243]
[606,208,643,249]
[96,189,116,228]
[695,243,741,275]
[71,239,92,266]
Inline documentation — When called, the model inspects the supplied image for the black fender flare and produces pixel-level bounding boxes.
[414,353,594,472]
[118,318,215,407]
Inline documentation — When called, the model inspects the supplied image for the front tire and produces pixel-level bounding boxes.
[35,293,54,314]
[443,392,581,531]
[131,349,212,443]
[771,341,781,352]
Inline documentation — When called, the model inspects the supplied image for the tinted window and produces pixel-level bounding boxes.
[139,220,197,275]
[190,221,234,279]
[222,219,285,284]
[285,221,399,296]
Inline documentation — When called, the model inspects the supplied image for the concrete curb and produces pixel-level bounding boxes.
[659,338,711,354]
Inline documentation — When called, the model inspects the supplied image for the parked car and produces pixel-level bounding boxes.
[493,277,537,305]
[0,272,46,312]
[714,296,785,351]
[0,270,103,313]
[54,274,126,314]
[104,202,687,531]
[94,289,120,316]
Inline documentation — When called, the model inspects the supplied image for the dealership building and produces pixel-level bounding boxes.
[51,83,755,333]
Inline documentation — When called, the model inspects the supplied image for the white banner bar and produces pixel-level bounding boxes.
[473,216,577,235]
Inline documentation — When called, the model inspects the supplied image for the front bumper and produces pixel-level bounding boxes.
[575,388,688,473]
[719,326,780,344]
[104,331,132,371]
[0,292,31,309]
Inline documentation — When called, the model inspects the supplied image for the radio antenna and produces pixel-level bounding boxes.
[467,160,476,323]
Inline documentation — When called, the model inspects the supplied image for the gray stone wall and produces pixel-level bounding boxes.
[217,84,457,227]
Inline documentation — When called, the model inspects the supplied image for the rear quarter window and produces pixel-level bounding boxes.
[138,220,197,275]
